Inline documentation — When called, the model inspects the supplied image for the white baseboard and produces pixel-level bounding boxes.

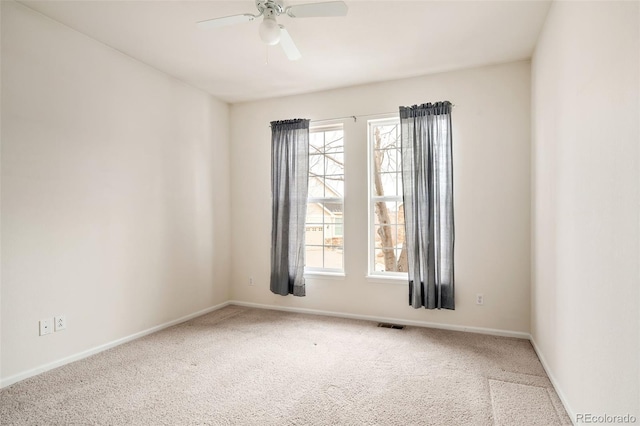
[529,335,576,425]
[0,301,231,389]
[2,296,573,426]
[228,300,531,339]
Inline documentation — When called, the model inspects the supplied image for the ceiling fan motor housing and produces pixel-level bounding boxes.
[256,0,284,17]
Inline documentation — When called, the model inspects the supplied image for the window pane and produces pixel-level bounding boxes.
[374,225,397,249]
[307,125,344,273]
[305,221,324,245]
[306,201,323,222]
[324,176,344,197]
[305,245,324,268]
[322,201,343,222]
[324,225,343,247]
[374,248,394,272]
[373,254,386,272]
[324,246,343,270]
[324,131,344,153]
[397,247,408,273]
[309,154,325,176]
[334,218,343,237]
[389,202,401,225]
[397,220,406,246]
[325,152,344,176]
[374,201,400,225]
[374,149,399,174]
[310,132,324,153]
[369,118,406,277]
[308,177,325,197]
[377,172,399,197]
[373,248,404,272]
[374,125,399,150]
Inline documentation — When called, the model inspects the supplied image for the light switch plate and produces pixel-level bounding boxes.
[39,318,52,336]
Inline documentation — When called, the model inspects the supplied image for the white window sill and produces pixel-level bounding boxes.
[304,271,346,281]
[366,275,408,285]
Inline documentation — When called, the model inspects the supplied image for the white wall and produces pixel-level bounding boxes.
[1,1,230,383]
[230,61,532,334]
[532,0,639,419]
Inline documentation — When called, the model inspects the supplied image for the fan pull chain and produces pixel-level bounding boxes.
[265,46,269,65]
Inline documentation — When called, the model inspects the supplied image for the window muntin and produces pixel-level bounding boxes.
[305,125,344,273]
[369,118,408,277]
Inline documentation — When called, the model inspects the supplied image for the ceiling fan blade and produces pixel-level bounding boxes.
[279,26,301,61]
[196,14,256,29]
[285,1,348,18]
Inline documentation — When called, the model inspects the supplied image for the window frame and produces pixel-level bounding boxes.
[367,116,408,280]
[304,123,345,275]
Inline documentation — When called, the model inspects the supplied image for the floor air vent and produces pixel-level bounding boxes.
[377,323,405,330]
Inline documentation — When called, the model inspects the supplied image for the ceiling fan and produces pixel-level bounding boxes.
[197,0,348,61]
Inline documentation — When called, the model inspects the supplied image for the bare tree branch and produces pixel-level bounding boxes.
[373,127,398,272]
[372,124,407,273]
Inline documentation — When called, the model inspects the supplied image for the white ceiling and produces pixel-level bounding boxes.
[20,0,551,103]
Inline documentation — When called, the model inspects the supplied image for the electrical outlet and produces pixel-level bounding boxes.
[54,315,67,331]
[39,318,52,336]
[249,277,254,286]
[476,294,484,305]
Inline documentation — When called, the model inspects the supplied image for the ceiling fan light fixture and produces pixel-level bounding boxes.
[259,16,281,45]
[197,0,349,60]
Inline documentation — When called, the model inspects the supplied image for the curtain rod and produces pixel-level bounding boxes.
[269,104,456,127]
[311,112,391,124]
[310,104,457,124]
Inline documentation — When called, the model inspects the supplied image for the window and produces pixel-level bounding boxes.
[368,118,407,277]
[305,125,344,273]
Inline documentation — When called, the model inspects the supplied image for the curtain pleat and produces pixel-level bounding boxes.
[270,119,310,297]
[400,102,455,309]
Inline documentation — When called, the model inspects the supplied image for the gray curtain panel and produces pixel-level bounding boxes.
[400,102,455,309]
[270,119,310,297]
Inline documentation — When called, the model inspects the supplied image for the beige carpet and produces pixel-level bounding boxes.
[0,306,571,425]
